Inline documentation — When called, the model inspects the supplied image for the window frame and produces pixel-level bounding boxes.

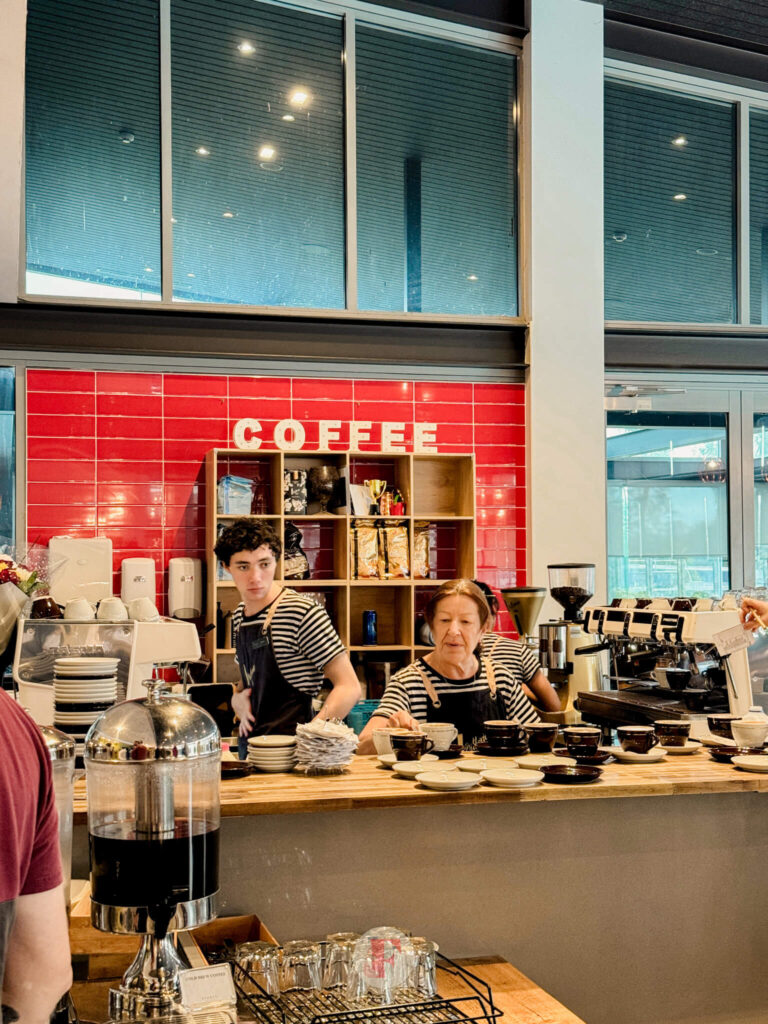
[20,0,523,325]
[605,57,768,332]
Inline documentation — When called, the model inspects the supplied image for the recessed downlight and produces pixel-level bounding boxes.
[196,146,210,156]
[289,87,310,107]
[672,135,688,147]
[673,193,687,201]
[222,211,235,218]
[258,144,276,161]
[237,41,255,55]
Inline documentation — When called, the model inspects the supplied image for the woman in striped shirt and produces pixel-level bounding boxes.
[358,579,539,754]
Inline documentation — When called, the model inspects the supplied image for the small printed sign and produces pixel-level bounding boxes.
[713,624,752,657]
[178,964,236,1010]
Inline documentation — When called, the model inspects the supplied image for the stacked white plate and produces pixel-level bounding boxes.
[247,735,298,773]
[53,656,119,758]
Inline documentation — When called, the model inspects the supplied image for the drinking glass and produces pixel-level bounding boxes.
[408,938,438,998]
[345,927,413,1006]
[323,933,360,988]
[280,940,322,992]
[235,940,280,996]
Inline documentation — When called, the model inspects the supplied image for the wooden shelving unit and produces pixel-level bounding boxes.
[205,449,476,688]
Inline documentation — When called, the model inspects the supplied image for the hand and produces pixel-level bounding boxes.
[387,709,421,731]
[231,688,255,737]
[740,597,768,632]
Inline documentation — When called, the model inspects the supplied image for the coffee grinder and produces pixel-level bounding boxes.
[500,587,546,654]
[85,679,221,1019]
[538,563,609,723]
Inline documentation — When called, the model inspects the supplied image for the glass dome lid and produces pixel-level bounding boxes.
[85,680,220,762]
[39,725,76,761]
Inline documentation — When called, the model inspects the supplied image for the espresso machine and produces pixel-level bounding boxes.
[538,563,609,724]
[578,601,755,736]
[500,587,546,655]
[85,679,221,1019]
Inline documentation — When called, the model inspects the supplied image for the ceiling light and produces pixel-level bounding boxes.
[222,211,234,218]
[612,230,628,243]
[696,247,718,256]
[196,146,210,156]
[282,114,295,122]
[258,144,276,161]
[673,193,687,201]
[466,274,479,282]
[672,135,688,147]
[187,272,196,278]
[289,88,310,107]
[118,129,135,144]
[237,41,255,55]
[144,267,153,273]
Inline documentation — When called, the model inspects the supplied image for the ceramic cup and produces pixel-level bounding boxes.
[128,596,160,621]
[420,722,459,751]
[97,595,128,622]
[617,725,659,754]
[707,714,740,740]
[63,597,96,621]
[372,728,412,755]
[391,733,436,761]
[484,720,527,748]
[523,722,558,752]
[655,719,691,747]
[562,726,601,751]
[731,719,768,747]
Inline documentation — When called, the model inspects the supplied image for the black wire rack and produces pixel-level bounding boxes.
[230,955,501,1024]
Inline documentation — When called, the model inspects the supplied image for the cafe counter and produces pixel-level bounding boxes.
[71,755,768,1024]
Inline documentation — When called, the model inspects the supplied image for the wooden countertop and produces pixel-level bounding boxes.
[72,957,585,1024]
[72,749,768,823]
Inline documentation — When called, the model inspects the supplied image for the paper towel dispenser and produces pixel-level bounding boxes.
[168,557,202,619]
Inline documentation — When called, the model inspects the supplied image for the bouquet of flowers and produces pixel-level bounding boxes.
[0,542,56,655]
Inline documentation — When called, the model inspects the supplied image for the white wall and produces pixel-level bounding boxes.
[0,0,26,303]
[524,0,607,613]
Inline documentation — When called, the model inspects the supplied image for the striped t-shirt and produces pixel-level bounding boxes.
[232,589,346,695]
[480,633,543,687]
[372,657,540,726]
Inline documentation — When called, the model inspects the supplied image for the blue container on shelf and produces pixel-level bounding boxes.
[346,699,381,734]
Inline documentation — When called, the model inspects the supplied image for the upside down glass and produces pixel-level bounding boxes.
[280,940,322,992]
[235,941,280,996]
[323,932,360,988]
[345,927,413,1006]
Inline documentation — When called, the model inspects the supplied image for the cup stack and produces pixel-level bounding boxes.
[53,656,119,759]
[246,734,298,772]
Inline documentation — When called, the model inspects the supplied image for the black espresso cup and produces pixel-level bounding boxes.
[562,726,601,751]
[617,725,659,754]
[655,720,691,747]
[391,733,436,761]
[484,720,526,748]
[566,742,600,759]
[707,714,740,740]
[523,723,558,753]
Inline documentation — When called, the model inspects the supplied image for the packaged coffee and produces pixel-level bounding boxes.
[283,523,310,580]
[378,523,409,579]
[283,469,308,514]
[413,521,431,579]
[351,520,379,579]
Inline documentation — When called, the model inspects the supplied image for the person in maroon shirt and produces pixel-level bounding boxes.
[0,691,71,1024]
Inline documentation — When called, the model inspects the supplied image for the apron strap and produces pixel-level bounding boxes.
[488,636,502,657]
[415,662,442,708]
[482,657,497,698]
[263,588,287,632]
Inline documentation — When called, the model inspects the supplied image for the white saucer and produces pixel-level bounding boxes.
[602,746,668,764]
[456,757,519,773]
[515,753,577,768]
[377,753,438,768]
[248,735,297,747]
[480,768,544,789]
[732,754,768,773]
[661,740,702,755]
[415,770,480,792]
[393,760,459,778]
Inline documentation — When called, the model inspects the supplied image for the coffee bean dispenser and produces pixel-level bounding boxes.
[85,679,221,1019]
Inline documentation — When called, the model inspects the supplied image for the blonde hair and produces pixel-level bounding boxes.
[424,579,492,629]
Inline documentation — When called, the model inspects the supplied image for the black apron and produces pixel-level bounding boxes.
[235,589,313,758]
[416,653,503,745]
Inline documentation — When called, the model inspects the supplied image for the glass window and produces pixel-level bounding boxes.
[25,0,161,300]
[754,412,768,586]
[0,370,15,545]
[605,80,736,323]
[356,26,517,315]
[171,0,345,308]
[606,412,729,599]
[750,109,768,325]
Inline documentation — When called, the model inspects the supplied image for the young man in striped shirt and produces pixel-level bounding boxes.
[215,519,361,756]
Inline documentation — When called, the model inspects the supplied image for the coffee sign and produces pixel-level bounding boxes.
[233,418,438,453]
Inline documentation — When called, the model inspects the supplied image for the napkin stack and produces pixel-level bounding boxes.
[295,719,358,774]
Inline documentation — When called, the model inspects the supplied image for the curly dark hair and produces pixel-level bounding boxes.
[214,518,282,565]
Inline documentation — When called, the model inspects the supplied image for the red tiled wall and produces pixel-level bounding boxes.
[26,370,526,633]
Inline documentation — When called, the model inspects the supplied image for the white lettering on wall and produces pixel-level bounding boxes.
[319,420,341,449]
[232,417,437,452]
[349,421,372,451]
[381,422,406,452]
[273,419,306,451]
[414,422,438,453]
[232,418,262,450]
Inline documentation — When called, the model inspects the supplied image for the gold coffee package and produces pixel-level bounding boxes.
[351,520,379,579]
[378,523,409,579]
[413,521,431,580]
